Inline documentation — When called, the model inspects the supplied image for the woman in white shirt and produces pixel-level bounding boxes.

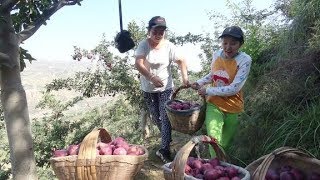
[135,16,189,163]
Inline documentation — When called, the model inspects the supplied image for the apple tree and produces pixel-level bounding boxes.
[0,0,82,179]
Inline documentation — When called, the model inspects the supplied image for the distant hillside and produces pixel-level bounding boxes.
[21,59,111,119]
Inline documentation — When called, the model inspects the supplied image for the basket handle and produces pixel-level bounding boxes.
[252,146,312,180]
[76,128,112,180]
[171,135,228,180]
[171,85,205,101]
[171,85,190,100]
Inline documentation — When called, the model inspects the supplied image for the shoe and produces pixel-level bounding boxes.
[156,149,173,164]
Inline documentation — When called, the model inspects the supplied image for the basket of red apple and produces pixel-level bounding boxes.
[165,85,206,135]
[49,128,148,180]
[162,135,250,180]
[245,146,320,180]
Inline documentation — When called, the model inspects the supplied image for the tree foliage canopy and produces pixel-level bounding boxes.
[1,0,320,178]
[1,0,83,70]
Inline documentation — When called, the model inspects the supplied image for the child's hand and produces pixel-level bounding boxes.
[190,82,201,90]
[198,88,206,96]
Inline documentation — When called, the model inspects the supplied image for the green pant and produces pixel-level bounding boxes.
[205,103,239,157]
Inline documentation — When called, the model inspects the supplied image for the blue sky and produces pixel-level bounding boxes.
[21,0,274,71]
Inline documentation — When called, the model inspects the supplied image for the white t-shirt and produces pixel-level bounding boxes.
[135,39,181,93]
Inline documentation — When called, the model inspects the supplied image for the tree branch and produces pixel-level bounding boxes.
[0,0,19,12]
[63,0,82,6]
[18,0,82,42]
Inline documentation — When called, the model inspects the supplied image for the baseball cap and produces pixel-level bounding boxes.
[219,26,244,39]
[148,16,167,29]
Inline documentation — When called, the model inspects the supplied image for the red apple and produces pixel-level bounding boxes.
[99,145,113,155]
[113,147,127,155]
[53,149,68,157]
[67,144,79,155]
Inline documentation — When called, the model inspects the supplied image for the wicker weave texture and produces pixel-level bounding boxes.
[245,147,320,180]
[165,85,206,135]
[49,128,148,180]
[163,161,250,180]
[162,135,250,180]
[166,103,205,135]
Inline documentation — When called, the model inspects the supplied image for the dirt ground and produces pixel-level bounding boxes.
[135,159,166,180]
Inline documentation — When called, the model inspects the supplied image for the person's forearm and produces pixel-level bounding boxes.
[177,59,189,83]
[197,73,212,86]
[135,61,154,80]
[137,67,153,80]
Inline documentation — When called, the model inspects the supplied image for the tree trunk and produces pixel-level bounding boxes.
[0,12,38,180]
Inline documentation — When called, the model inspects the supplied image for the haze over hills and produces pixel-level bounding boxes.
[20,55,200,120]
[21,59,111,120]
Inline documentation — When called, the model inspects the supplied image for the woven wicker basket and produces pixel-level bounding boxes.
[49,128,148,180]
[245,146,320,180]
[162,135,250,180]
[165,86,205,135]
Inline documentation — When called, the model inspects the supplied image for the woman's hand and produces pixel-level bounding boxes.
[182,79,190,88]
[150,75,164,87]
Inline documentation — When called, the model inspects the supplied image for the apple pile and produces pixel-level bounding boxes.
[52,137,145,157]
[265,165,320,180]
[181,156,242,180]
[167,101,201,111]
